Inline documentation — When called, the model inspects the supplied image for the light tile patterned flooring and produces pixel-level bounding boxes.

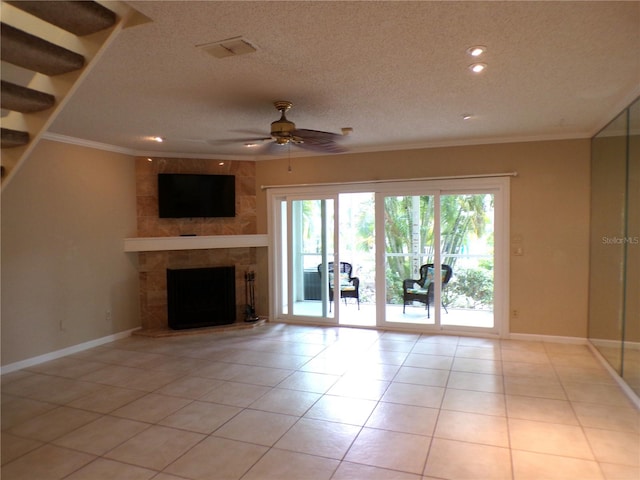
[1,323,639,480]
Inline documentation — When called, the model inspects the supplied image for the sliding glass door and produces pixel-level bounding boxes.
[383,193,437,325]
[440,193,495,329]
[273,192,376,325]
[269,177,508,335]
[282,196,336,321]
[380,190,498,333]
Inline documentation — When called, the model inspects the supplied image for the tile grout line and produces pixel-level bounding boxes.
[544,342,607,479]
[501,339,517,480]
[3,325,638,479]
[418,334,459,478]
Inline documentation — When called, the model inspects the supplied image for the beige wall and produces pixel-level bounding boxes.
[0,137,592,368]
[256,139,591,338]
[1,140,140,366]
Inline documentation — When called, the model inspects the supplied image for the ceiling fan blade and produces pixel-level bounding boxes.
[230,129,273,136]
[292,128,343,140]
[206,137,272,146]
[244,139,291,155]
[266,141,291,154]
[240,142,271,155]
[295,140,346,154]
[292,128,347,153]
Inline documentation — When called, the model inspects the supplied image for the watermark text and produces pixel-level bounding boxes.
[602,236,639,245]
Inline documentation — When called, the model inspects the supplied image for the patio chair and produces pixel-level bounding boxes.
[318,262,360,310]
[402,263,452,317]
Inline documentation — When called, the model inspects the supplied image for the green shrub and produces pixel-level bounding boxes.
[448,267,494,308]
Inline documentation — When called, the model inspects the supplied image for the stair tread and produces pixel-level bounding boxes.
[6,1,116,36]
[1,128,30,148]
[1,80,56,113]
[1,23,85,76]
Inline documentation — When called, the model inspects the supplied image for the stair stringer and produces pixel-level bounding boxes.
[0,1,150,190]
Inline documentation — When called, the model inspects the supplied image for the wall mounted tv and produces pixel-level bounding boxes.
[158,173,236,218]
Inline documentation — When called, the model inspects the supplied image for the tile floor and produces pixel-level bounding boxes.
[1,323,639,480]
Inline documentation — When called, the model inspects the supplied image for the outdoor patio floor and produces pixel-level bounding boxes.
[290,302,495,330]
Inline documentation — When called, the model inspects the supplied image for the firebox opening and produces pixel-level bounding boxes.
[167,266,236,329]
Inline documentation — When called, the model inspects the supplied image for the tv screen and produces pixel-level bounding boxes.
[158,173,235,218]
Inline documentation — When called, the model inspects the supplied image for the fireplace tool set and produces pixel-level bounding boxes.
[244,271,259,322]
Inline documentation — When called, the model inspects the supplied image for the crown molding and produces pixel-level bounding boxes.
[41,132,137,155]
[42,130,592,162]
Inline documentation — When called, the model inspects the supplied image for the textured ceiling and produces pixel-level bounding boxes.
[48,1,640,160]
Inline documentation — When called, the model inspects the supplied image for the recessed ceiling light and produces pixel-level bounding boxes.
[469,63,487,73]
[467,46,486,57]
[152,136,164,142]
[462,114,473,120]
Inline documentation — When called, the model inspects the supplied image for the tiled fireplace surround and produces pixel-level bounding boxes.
[135,157,259,332]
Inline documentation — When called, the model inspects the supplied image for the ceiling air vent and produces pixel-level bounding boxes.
[197,36,257,59]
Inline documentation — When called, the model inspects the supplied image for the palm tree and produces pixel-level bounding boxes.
[380,194,491,303]
[440,194,491,270]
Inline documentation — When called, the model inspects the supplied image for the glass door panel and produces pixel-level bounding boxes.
[384,194,436,324]
[290,198,335,318]
[440,194,495,329]
[338,192,375,326]
[280,200,288,315]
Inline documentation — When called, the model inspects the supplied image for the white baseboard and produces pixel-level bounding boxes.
[507,333,587,344]
[587,342,640,410]
[1,328,141,375]
[590,338,623,350]
[591,338,640,351]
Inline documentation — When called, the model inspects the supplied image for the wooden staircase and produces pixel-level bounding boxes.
[0,1,146,188]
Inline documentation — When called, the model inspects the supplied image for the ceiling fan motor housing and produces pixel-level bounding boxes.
[271,101,296,139]
[265,100,344,152]
[271,117,296,138]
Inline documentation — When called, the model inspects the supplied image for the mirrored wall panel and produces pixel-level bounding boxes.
[589,96,640,397]
[623,99,639,394]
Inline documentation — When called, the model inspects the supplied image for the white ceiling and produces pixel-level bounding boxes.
[48,1,640,160]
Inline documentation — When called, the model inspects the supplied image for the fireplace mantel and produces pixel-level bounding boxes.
[124,234,268,252]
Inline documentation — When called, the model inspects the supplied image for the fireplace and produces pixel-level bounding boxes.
[167,266,236,329]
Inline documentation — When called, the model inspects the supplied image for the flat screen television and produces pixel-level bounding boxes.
[158,173,235,218]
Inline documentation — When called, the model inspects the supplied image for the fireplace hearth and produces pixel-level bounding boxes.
[167,266,236,329]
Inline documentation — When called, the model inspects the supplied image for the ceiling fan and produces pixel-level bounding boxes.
[252,101,348,154]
